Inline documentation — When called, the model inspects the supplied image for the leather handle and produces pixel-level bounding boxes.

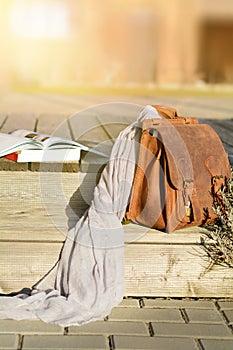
[152,105,179,119]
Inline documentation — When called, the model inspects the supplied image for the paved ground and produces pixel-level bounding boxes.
[0,297,233,349]
[0,92,233,349]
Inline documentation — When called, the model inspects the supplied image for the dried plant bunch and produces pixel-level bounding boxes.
[201,168,233,269]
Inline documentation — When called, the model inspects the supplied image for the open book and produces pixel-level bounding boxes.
[0,129,107,162]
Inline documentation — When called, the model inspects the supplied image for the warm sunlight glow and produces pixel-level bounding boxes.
[9,0,69,38]
[0,0,232,90]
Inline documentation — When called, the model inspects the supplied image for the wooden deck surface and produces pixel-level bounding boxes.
[1,171,233,298]
[0,98,232,297]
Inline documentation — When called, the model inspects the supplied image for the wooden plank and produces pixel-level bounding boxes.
[68,109,112,150]
[124,244,233,298]
[36,113,70,136]
[70,108,113,169]
[1,241,232,297]
[124,224,206,245]
[70,104,142,170]
[0,171,84,205]
[0,171,97,241]
[0,113,37,133]
[0,171,203,244]
[1,170,232,298]
[173,97,233,120]
[0,229,64,243]
[208,120,233,154]
[0,113,7,130]
[94,102,143,140]
[0,171,86,241]
[0,223,203,245]
[0,242,61,294]
[215,119,233,132]
[69,103,142,152]
[0,157,28,171]
[94,103,142,141]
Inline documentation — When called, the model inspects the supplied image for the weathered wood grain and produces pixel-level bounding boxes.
[1,241,232,297]
[0,113,37,133]
[0,171,204,244]
[0,157,28,171]
[0,113,7,130]
[0,241,61,293]
[36,113,70,136]
[0,171,85,240]
[0,171,233,297]
[124,224,205,245]
[68,109,113,150]
[68,103,142,153]
[0,113,232,297]
[124,244,233,297]
[173,98,233,120]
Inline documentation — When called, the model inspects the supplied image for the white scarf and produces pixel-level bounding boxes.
[0,106,160,326]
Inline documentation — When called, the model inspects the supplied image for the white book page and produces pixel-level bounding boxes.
[0,132,42,157]
[10,129,88,150]
[10,129,57,147]
[10,129,107,157]
[17,148,81,162]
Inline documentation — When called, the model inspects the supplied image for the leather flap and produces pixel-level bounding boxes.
[156,124,194,190]
[142,122,194,190]
[205,155,229,177]
[163,146,184,190]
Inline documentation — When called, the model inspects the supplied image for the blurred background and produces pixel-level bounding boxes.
[0,0,233,96]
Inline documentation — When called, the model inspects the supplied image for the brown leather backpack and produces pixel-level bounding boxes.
[126,105,231,233]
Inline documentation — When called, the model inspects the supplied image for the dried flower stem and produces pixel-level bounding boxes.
[201,168,233,269]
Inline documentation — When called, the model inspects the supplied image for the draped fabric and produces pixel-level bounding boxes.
[0,106,161,326]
